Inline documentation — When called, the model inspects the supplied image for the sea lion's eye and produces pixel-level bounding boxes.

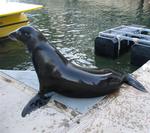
[24,32,30,38]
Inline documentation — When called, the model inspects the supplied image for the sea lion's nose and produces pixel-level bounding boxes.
[9,30,21,41]
[9,31,18,41]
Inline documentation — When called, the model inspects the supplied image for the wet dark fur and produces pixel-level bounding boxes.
[9,26,147,117]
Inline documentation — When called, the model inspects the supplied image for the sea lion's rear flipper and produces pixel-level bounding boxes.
[22,93,52,117]
[124,74,148,92]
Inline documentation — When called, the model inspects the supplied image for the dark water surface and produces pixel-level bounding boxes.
[0,0,150,72]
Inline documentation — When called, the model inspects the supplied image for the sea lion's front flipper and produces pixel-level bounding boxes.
[22,93,53,117]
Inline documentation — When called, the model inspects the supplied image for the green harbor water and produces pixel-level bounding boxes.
[0,0,150,72]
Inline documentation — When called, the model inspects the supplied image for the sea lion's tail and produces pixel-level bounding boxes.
[124,74,148,92]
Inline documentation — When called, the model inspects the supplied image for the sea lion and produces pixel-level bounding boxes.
[9,26,147,117]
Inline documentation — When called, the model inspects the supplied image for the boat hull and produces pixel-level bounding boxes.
[0,13,28,38]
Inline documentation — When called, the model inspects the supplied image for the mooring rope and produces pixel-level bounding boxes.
[116,35,121,57]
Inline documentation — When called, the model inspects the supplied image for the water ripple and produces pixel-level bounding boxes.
[1,0,150,73]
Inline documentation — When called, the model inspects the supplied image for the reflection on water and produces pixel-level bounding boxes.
[0,39,31,69]
[0,0,150,72]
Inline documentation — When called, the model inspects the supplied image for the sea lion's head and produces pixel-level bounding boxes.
[9,26,47,52]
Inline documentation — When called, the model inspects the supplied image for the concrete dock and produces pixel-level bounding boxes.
[0,61,150,133]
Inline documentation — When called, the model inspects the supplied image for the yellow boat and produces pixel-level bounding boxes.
[0,2,43,38]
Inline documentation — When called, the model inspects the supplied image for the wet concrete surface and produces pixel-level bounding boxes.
[68,61,150,133]
[0,61,150,133]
